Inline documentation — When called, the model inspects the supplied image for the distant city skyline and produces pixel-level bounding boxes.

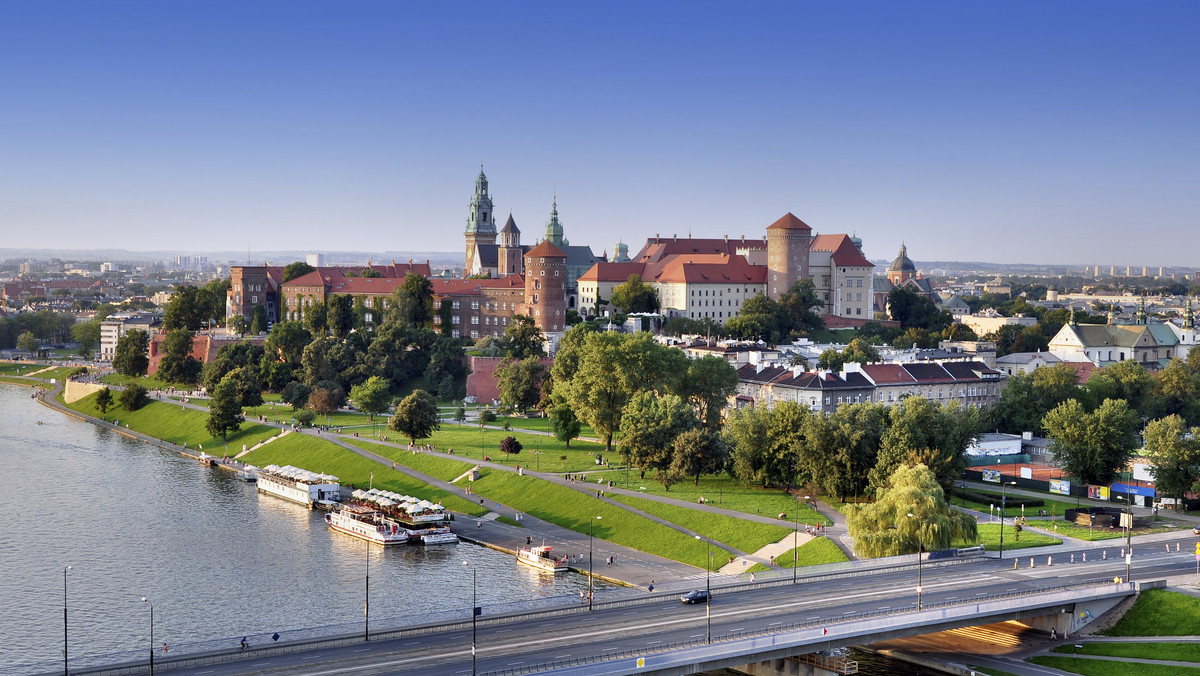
[2,2,1197,266]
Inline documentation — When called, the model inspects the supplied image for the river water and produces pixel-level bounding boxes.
[0,385,600,674]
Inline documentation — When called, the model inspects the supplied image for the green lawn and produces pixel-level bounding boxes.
[955,523,1063,552]
[29,366,83,381]
[66,390,281,451]
[950,488,1079,519]
[244,402,377,428]
[605,470,831,526]
[0,376,49,387]
[1052,642,1200,662]
[1103,589,1200,636]
[347,439,480,483]
[0,362,40,375]
[747,537,850,572]
[608,494,794,555]
[967,667,1024,676]
[469,468,716,569]
[493,414,598,439]
[1031,521,1169,541]
[241,433,484,516]
[1028,655,1200,675]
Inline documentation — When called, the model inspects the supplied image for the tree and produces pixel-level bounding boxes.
[1043,398,1139,486]
[71,321,101,355]
[678,355,738,429]
[95,387,114,414]
[549,401,581,447]
[349,376,392,423]
[304,301,328,336]
[847,464,978,557]
[326,295,355,338]
[619,391,697,478]
[1152,358,1200,425]
[454,406,466,422]
[1085,360,1154,418]
[16,330,39,354]
[1143,415,1200,506]
[162,286,206,331]
[250,305,268,335]
[389,390,441,445]
[282,261,316,283]
[389,273,435,327]
[499,435,523,460]
[224,366,264,407]
[504,315,546,360]
[987,363,1081,435]
[307,386,343,416]
[609,274,661,314]
[805,402,888,501]
[118,383,149,411]
[871,396,976,492]
[778,278,826,337]
[281,381,312,410]
[157,330,202,384]
[113,329,150,377]
[670,427,728,485]
[206,375,244,442]
[724,405,774,487]
[495,356,546,413]
[727,293,788,343]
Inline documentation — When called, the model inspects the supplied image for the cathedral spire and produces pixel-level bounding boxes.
[544,194,564,246]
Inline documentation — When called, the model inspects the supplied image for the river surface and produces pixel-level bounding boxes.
[0,384,600,674]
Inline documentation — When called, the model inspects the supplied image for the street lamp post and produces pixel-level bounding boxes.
[588,516,602,610]
[793,500,800,585]
[364,540,370,642]
[907,513,923,611]
[462,561,477,676]
[999,481,1016,559]
[1125,494,1133,582]
[140,597,154,676]
[694,535,712,643]
[63,565,71,676]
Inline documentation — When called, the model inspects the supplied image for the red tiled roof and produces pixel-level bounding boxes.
[578,262,648,283]
[860,364,917,385]
[810,234,873,268]
[525,240,567,258]
[330,277,405,294]
[654,255,766,285]
[766,212,813,231]
[283,271,328,287]
[632,238,767,265]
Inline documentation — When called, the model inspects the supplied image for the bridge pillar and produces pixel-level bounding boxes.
[731,655,845,676]
[1021,593,1129,636]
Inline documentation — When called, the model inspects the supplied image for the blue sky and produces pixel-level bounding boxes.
[1,2,1197,267]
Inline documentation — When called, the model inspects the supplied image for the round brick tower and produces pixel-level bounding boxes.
[522,239,568,335]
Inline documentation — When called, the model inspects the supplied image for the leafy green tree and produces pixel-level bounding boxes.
[504,314,546,360]
[778,278,826,336]
[424,334,469,399]
[847,463,978,557]
[670,427,728,486]
[437,299,454,335]
[230,314,249,337]
[678,355,738,429]
[454,405,466,422]
[206,375,244,441]
[113,329,150,377]
[495,356,546,413]
[871,396,976,492]
[886,287,951,333]
[303,300,328,336]
[307,385,344,416]
[987,363,1081,435]
[727,293,788,343]
[281,381,312,410]
[349,376,392,423]
[619,391,697,479]
[118,383,149,411]
[157,330,202,384]
[95,387,114,414]
[16,330,39,354]
[1152,358,1200,425]
[479,408,497,426]
[724,405,774,487]
[224,366,264,407]
[258,360,296,392]
[282,261,316,283]
[609,274,660,314]
[389,389,441,445]
[389,273,434,327]
[326,295,355,338]
[162,286,207,331]
[805,402,887,501]
[250,305,268,335]
[1085,360,1154,418]
[549,401,581,447]
[1043,398,1139,486]
[499,435,523,460]
[1143,414,1200,506]
[71,321,101,355]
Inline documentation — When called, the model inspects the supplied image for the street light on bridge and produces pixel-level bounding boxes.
[998,480,1016,559]
[694,535,712,643]
[63,565,71,676]
[906,513,923,611]
[462,561,478,676]
[140,597,154,676]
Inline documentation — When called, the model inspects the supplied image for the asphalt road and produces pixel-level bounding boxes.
[134,539,1200,676]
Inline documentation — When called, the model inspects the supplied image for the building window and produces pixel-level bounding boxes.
[471,301,480,310]
[452,316,460,325]
[452,301,461,310]
[471,316,479,325]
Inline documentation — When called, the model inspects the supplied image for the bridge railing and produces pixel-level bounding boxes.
[480,578,1134,676]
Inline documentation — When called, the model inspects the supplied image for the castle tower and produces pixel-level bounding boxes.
[612,241,630,263]
[498,214,523,276]
[765,213,813,299]
[523,240,568,336]
[544,196,565,247]
[464,168,497,276]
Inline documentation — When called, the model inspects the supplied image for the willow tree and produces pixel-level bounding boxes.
[847,463,977,558]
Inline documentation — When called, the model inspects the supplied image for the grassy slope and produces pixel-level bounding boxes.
[66,390,280,451]
[608,493,793,554]
[1103,589,1200,636]
[1027,655,1200,675]
[1051,642,1200,662]
[605,470,830,525]
[957,523,1063,551]
[241,433,485,516]
[746,538,850,572]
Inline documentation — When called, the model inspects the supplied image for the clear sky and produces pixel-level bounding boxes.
[1,1,1197,267]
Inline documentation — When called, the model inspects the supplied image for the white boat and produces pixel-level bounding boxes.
[325,504,410,545]
[236,465,258,482]
[256,464,340,508]
[414,527,459,545]
[516,544,569,573]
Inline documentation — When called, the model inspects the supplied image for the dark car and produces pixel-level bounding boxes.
[680,590,709,604]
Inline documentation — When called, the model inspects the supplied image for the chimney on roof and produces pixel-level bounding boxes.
[409,258,413,265]
[741,235,745,242]
[724,235,728,243]
[756,362,764,374]
[674,234,677,241]
[793,364,803,378]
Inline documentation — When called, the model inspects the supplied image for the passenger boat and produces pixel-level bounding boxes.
[345,489,452,528]
[324,504,410,545]
[516,544,569,572]
[236,465,258,482]
[257,464,341,508]
[412,526,459,545]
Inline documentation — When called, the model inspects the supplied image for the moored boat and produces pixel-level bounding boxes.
[256,464,341,508]
[413,526,459,545]
[516,544,569,572]
[324,504,410,545]
[345,488,452,528]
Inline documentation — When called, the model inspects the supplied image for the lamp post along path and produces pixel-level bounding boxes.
[140,597,154,676]
[63,565,71,676]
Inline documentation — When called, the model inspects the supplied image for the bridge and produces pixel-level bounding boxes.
[58,548,1176,676]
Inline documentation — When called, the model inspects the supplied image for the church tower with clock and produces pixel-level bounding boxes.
[464,167,497,276]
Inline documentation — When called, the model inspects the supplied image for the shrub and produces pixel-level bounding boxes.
[295,410,316,427]
[118,384,149,411]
